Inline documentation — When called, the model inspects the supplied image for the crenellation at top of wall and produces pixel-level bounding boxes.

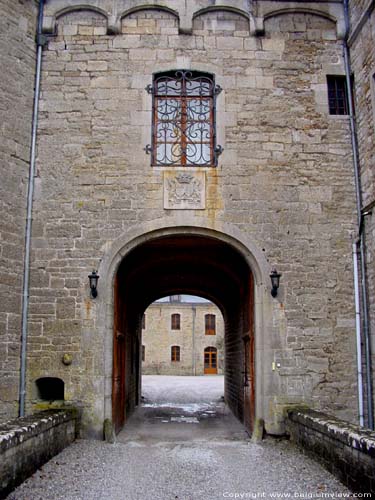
[42,0,345,37]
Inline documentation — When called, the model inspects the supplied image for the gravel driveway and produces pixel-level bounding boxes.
[6,376,352,500]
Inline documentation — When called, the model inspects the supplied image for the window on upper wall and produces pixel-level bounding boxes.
[146,70,222,167]
[171,313,180,330]
[327,75,349,115]
[142,345,145,362]
[142,314,146,329]
[171,345,180,362]
[205,314,216,335]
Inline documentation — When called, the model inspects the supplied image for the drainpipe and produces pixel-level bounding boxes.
[353,243,364,426]
[343,0,374,429]
[19,0,45,417]
[192,306,196,376]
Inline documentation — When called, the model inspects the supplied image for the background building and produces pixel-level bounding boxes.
[142,296,224,376]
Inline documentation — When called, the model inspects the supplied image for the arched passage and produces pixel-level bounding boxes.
[112,233,255,434]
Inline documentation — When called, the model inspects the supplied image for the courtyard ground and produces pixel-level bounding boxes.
[6,376,351,500]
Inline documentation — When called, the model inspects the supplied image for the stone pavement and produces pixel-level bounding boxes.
[142,375,225,403]
[7,376,352,500]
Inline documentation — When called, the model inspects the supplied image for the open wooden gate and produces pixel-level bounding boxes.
[243,273,255,433]
[112,276,126,433]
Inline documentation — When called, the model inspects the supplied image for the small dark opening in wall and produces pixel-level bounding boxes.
[36,377,64,400]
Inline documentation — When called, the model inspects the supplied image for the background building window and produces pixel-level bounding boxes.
[171,313,180,330]
[327,75,349,115]
[142,314,146,329]
[171,345,180,362]
[205,314,216,335]
[147,70,222,167]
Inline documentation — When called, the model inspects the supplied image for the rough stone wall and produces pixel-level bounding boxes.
[348,1,375,424]
[142,301,224,375]
[24,4,358,434]
[349,0,370,28]
[0,410,77,498]
[287,409,375,494]
[349,6,375,209]
[363,214,375,420]
[0,0,37,421]
[349,2,375,426]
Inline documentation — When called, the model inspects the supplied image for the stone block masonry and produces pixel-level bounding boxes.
[0,0,38,422]
[348,0,375,426]
[287,409,375,495]
[0,0,362,437]
[30,4,358,436]
[0,410,78,499]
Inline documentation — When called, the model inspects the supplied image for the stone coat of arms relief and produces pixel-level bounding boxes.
[164,171,206,209]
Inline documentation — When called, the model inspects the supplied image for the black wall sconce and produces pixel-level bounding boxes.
[88,270,99,298]
[270,268,281,298]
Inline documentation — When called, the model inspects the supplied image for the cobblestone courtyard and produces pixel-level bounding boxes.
[7,377,351,500]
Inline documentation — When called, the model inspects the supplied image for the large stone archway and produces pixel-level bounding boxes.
[97,222,275,435]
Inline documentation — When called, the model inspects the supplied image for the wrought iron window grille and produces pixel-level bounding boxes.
[145,70,223,167]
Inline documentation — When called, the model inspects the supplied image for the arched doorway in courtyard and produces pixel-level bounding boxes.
[112,233,255,434]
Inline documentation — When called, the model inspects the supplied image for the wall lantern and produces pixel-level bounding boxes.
[270,268,281,298]
[88,270,99,298]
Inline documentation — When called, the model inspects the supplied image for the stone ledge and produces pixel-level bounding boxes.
[0,410,77,453]
[288,409,375,457]
[0,410,78,499]
[287,409,375,494]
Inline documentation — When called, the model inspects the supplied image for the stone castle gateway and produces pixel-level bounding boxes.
[1,0,374,439]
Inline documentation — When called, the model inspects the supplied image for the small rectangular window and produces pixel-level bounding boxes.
[205,314,216,335]
[171,345,180,362]
[142,314,146,329]
[142,345,145,362]
[327,75,349,115]
[171,313,180,330]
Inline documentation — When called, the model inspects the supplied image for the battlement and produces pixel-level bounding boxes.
[42,0,345,37]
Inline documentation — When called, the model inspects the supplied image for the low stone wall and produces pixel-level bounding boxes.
[0,410,78,499]
[287,409,375,495]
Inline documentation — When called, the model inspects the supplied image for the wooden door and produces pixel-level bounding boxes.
[243,335,254,431]
[243,273,255,433]
[112,276,126,433]
[204,347,217,374]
